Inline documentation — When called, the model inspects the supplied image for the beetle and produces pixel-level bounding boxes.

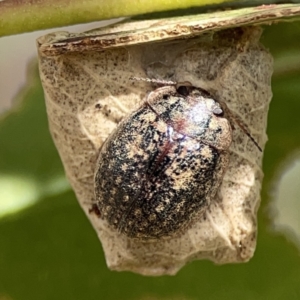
[93,81,238,239]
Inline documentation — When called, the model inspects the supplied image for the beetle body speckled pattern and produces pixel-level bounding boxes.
[94,84,232,239]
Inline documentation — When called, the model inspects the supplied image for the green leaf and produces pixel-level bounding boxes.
[0,63,69,217]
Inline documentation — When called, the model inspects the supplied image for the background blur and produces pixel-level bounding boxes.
[0,18,300,300]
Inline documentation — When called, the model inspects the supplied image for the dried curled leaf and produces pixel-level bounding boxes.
[37,7,276,275]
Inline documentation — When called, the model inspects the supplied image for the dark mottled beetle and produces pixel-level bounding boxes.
[93,81,238,239]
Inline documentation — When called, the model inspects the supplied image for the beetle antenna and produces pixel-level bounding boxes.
[220,101,262,152]
[130,76,176,86]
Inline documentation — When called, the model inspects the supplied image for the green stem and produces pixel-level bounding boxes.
[0,0,229,37]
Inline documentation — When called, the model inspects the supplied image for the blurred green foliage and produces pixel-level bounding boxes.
[0,21,300,300]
